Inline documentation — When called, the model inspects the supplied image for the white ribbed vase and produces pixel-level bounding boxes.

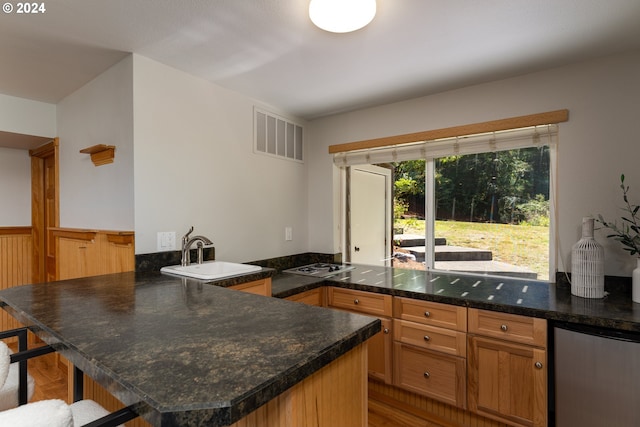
[571,217,605,298]
[633,258,640,303]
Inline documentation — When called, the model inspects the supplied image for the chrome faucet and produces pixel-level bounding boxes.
[181,226,213,266]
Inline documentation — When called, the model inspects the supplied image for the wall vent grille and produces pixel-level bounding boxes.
[254,107,303,162]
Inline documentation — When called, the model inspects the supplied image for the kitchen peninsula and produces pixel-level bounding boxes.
[0,271,381,426]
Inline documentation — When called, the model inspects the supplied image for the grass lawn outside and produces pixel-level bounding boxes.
[395,219,550,280]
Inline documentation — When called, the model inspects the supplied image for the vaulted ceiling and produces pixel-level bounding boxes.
[2,0,640,120]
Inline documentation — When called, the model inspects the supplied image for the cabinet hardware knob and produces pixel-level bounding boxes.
[500,324,508,331]
[423,335,430,341]
[424,311,430,317]
[354,299,359,305]
[535,361,543,369]
[423,372,430,378]
[383,328,390,334]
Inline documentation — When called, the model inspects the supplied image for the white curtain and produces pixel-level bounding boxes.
[333,124,558,166]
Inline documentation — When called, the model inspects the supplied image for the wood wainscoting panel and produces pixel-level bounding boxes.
[0,227,33,332]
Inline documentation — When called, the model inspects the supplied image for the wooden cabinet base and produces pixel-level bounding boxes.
[231,342,368,427]
[229,278,272,296]
[74,343,368,427]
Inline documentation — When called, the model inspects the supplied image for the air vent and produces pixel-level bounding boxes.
[254,107,303,162]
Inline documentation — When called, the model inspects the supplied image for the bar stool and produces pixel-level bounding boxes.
[0,328,139,426]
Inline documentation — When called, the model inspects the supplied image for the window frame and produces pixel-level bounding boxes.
[335,111,565,282]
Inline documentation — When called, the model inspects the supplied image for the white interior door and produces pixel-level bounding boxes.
[349,165,391,266]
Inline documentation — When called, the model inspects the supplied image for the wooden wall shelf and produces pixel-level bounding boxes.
[80,144,115,166]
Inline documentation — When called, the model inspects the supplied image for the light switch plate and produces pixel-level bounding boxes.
[157,231,176,251]
[285,227,293,241]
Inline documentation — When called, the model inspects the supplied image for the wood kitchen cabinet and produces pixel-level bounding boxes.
[467,308,547,427]
[392,297,467,408]
[327,287,393,384]
[54,228,135,280]
[285,287,325,306]
[229,278,272,296]
[57,231,100,280]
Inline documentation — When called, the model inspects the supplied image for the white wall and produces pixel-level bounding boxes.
[308,50,640,278]
[0,95,56,226]
[56,55,134,230]
[0,94,56,137]
[0,147,31,225]
[133,55,308,262]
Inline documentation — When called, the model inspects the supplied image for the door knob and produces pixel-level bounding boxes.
[354,246,360,252]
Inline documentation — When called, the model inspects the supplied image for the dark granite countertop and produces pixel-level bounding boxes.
[272,264,640,333]
[0,271,380,426]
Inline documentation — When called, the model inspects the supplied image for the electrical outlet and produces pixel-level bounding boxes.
[157,231,176,251]
[285,227,293,241]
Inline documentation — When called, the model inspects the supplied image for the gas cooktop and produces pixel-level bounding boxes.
[283,263,355,277]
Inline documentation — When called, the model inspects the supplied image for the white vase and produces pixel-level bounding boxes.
[633,258,640,303]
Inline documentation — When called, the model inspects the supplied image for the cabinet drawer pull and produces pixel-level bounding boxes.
[500,324,508,332]
[423,335,430,342]
[424,311,430,318]
[383,328,390,334]
[423,371,430,379]
[353,299,359,305]
[535,361,543,369]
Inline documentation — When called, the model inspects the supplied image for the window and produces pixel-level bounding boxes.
[337,124,557,281]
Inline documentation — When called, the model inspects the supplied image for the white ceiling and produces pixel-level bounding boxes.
[2,0,640,121]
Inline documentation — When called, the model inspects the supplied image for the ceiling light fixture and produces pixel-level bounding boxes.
[309,0,377,33]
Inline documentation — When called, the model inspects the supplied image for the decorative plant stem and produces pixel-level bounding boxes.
[597,174,640,256]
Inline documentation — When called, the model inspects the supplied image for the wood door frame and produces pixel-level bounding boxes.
[29,138,59,283]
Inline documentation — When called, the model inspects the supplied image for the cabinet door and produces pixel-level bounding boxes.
[467,335,547,427]
[57,237,98,280]
[229,278,272,296]
[369,317,393,384]
[285,288,325,306]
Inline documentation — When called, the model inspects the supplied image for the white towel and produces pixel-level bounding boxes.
[0,342,36,411]
[0,399,73,427]
[70,399,123,427]
[0,341,10,388]
[0,357,36,411]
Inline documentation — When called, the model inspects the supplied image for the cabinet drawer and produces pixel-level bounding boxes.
[327,287,392,317]
[468,308,546,347]
[393,319,466,357]
[393,342,466,408]
[393,297,467,331]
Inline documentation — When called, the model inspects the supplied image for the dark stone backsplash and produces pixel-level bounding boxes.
[136,247,215,272]
[555,271,632,296]
[136,250,340,273]
[247,252,342,272]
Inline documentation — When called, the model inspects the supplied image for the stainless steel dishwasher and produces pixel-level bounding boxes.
[554,321,640,426]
